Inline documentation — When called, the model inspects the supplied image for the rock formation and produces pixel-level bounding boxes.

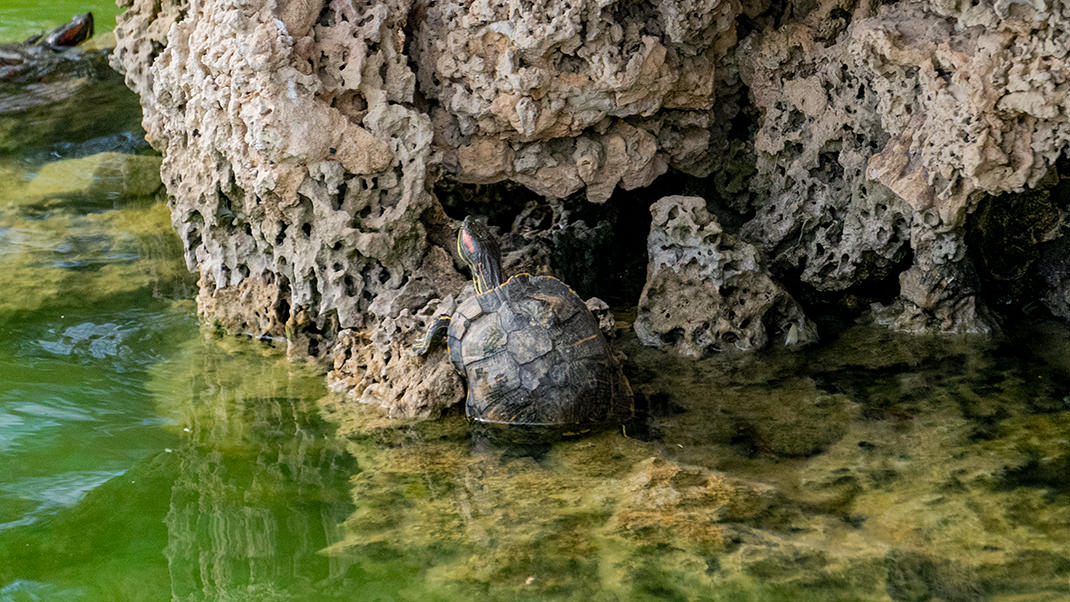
[738,0,1070,333]
[110,0,1070,416]
[635,195,817,356]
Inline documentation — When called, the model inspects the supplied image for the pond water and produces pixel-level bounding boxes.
[0,2,123,44]
[4,6,1070,602]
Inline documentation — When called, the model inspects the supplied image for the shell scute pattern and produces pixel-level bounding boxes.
[458,299,483,321]
[447,272,631,426]
[459,309,504,365]
[506,321,554,365]
[477,289,503,313]
[426,218,632,430]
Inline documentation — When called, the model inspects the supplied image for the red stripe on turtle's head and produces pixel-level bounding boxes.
[461,229,476,254]
[457,216,504,292]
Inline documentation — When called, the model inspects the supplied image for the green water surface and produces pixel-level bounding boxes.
[0,2,123,43]
[4,4,1070,602]
[0,6,367,600]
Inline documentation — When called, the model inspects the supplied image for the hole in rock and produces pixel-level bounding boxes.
[796,244,915,337]
[331,181,348,211]
[434,164,763,307]
[344,275,358,297]
[966,157,1069,318]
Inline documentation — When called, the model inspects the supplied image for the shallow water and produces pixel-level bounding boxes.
[4,5,1070,602]
[0,8,369,600]
[0,151,367,598]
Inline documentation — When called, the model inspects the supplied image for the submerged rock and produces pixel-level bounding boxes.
[635,196,817,356]
[607,456,784,551]
[0,157,191,318]
[24,152,162,204]
[305,318,1070,600]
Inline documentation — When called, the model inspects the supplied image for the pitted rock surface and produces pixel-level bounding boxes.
[635,196,817,357]
[413,0,744,202]
[738,0,1070,332]
[108,0,1070,416]
[112,0,466,415]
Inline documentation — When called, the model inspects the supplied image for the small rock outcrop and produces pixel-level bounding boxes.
[112,0,468,415]
[635,196,817,356]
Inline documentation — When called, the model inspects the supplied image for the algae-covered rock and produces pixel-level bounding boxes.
[742,378,853,457]
[884,550,984,602]
[308,319,1070,600]
[23,152,162,204]
[605,456,784,554]
[0,159,190,318]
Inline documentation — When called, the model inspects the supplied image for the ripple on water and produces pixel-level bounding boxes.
[36,321,132,359]
[0,400,92,453]
[0,470,124,531]
[0,579,84,601]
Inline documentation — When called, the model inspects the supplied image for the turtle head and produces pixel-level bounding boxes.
[458,216,503,294]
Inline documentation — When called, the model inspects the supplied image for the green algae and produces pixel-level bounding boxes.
[0,155,192,319]
[0,124,366,600]
[314,321,1070,601]
[144,336,363,602]
[22,152,163,204]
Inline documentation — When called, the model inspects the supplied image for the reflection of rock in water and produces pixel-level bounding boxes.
[152,337,360,600]
[327,323,1070,600]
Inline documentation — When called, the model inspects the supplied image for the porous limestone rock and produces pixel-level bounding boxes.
[413,0,746,202]
[585,297,615,338]
[739,0,1070,333]
[109,0,1070,417]
[112,0,466,415]
[635,196,817,356]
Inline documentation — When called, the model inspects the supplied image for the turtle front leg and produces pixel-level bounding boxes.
[412,315,451,356]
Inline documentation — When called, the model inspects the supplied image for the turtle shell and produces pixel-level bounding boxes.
[447,273,632,427]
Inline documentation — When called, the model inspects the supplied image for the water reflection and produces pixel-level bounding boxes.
[0,329,366,602]
[323,321,1070,601]
[149,336,360,601]
[0,84,361,599]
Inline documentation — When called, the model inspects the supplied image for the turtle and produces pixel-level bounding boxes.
[1,13,96,82]
[415,216,633,431]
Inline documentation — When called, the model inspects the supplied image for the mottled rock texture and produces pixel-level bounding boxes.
[635,195,817,355]
[739,0,1070,333]
[111,0,1070,415]
[412,0,743,202]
